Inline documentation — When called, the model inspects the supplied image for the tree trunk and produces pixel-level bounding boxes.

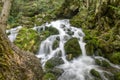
[0,0,12,33]
[0,0,43,80]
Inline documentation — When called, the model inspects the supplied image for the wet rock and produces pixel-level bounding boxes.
[45,57,64,71]
[90,69,101,80]
[64,38,82,60]
[67,31,74,36]
[45,57,64,78]
[42,73,57,80]
[38,26,59,41]
[49,68,64,78]
[52,40,59,50]
[95,59,110,68]
[46,27,59,35]
[56,36,60,41]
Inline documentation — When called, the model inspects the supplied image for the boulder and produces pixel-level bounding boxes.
[64,38,82,60]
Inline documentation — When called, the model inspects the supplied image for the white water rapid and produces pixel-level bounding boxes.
[7,20,120,80]
[35,19,120,80]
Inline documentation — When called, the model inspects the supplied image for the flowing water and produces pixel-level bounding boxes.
[6,26,22,42]
[35,19,120,80]
[7,20,120,80]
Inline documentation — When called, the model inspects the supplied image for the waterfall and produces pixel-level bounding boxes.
[7,20,120,80]
[36,19,120,80]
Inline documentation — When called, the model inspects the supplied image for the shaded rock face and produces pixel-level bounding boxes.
[64,38,82,60]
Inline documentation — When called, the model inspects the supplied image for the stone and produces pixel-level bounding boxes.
[64,38,82,60]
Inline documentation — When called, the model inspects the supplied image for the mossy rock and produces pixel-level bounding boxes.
[45,27,59,35]
[42,73,56,80]
[45,57,64,72]
[38,26,59,41]
[90,69,101,80]
[14,28,40,54]
[52,40,59,50]
[109,52,120,64]
[64,38,82,60]
[95,59,110,67]
[85,37,102,56]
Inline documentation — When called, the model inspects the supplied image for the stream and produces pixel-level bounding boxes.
[7,19,120,80]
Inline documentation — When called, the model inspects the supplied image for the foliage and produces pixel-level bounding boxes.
[109,52,120,64]
[8,0,64,28]
[14,28,40,54]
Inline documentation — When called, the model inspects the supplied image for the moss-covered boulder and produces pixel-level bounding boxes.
[64,38,82,60]
[52,40,59,50]
[39,26,59,40]
[14,28,40,54]
[95,59,110,68]
[42,73,56,80]
[45,57,64,71]
[90,69,101,80]
[45,57,64,78]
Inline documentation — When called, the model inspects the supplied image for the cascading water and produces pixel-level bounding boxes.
[6,26,22,42]
[7,19,120,80]
[35,19,120,80]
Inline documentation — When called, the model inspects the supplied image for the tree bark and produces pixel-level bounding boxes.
[0,0,43,80]
[0,0,12,33]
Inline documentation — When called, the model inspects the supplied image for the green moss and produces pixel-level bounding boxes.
[90,69,101,79]
[46,27,59,35]
[9,0,64,28]
[64,38,82,59]
[84,32,102,56]
[109,52,120,64]
[45,57,64,71]
[40,27,59,39]
[14,28,40,54]
[95,59,110,67]
[52,40,59,50]
[42,73,56,80]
